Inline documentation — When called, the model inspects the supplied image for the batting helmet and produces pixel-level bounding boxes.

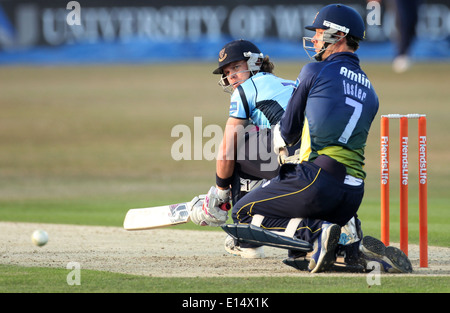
[305,4,365,40]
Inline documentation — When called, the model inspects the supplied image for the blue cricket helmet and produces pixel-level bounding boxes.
[305,4,365,40]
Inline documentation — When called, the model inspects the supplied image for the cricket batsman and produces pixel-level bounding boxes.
[190,39,310,258]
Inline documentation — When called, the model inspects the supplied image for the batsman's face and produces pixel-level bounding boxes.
[222,61,251,89]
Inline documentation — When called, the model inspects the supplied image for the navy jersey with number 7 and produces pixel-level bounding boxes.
[280,52,379,179]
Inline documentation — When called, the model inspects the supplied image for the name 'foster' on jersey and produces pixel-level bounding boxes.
[280,52,379,179]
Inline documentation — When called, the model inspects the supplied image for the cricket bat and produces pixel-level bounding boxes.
[123,202,192,231]
[123,195,231,231]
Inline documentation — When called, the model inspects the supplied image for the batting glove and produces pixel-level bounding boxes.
[189,187,230,227]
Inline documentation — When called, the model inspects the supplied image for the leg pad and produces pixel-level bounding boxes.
[222,223,313,252]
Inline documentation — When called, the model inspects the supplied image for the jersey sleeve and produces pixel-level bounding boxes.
[280,63,318,145]
[229,86,250,119]
[229,83,258,120]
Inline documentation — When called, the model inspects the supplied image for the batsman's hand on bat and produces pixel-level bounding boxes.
[190,186,231,227]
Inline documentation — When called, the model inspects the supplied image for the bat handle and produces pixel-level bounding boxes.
[220,203,231,211]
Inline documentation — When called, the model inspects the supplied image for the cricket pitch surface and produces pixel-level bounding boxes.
[1,222,449,277]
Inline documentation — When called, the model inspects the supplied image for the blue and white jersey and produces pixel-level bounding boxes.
[229,72,296,128]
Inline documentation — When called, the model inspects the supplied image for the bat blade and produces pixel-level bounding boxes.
[123,202,191,230]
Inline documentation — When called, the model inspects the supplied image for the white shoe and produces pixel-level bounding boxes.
[224,235,265,259]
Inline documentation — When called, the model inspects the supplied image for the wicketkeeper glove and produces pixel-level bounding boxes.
[189,186,231,227]
[272,123,289,164]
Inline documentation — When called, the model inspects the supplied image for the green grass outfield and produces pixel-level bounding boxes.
[0,62,449,293]
[1,264,448,293]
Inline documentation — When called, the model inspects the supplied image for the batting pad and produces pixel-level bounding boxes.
[222,224,313,252]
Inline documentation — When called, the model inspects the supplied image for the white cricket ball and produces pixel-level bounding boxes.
[31,230,48,247]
